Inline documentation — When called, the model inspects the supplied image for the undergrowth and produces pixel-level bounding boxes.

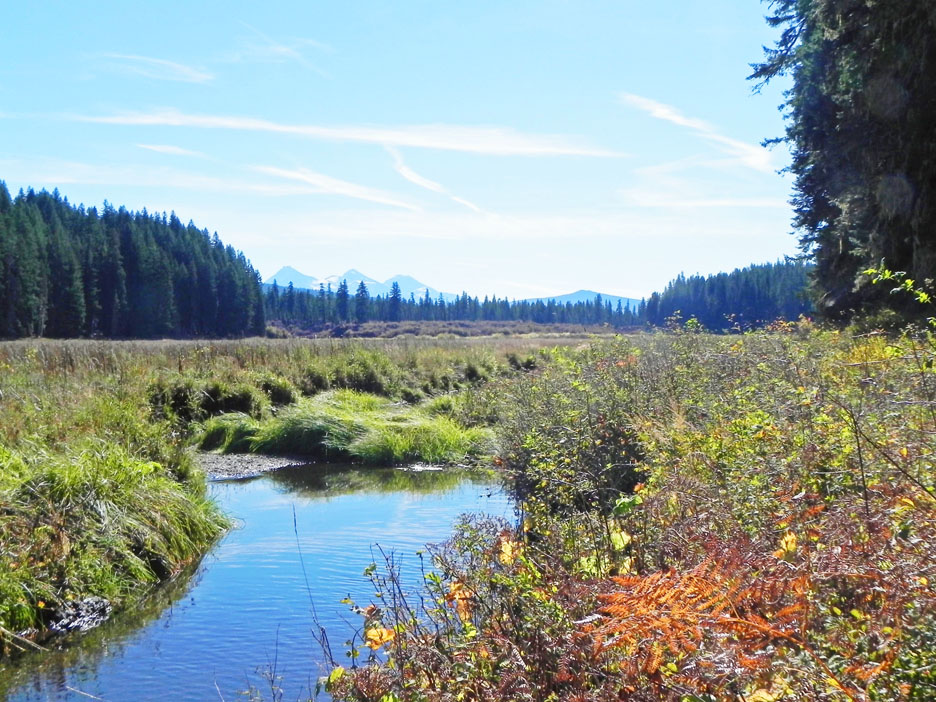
[326,325,936,702]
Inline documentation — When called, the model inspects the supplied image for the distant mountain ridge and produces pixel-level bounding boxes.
[264,267,641,308]
[267,266,319,291]
[525,290,642,310]
[264,267,455,301]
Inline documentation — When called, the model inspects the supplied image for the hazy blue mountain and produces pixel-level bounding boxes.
[264,268,636,309]
[322,269,389,296]
[264,266,319,290]
[264,266,455,299]
[524,290,642,309]
[385,274,451,301]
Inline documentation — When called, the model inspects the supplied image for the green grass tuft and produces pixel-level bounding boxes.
[205,389,491,465]
[0,443,226,640]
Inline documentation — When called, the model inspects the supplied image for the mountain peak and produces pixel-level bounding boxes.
[523,290,642,308]
[340,269,380,283]
[264,266,318,289]
[264,266,457,300]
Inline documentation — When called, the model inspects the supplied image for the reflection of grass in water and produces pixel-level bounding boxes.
[266,463,498,499]
[0,560,203,699]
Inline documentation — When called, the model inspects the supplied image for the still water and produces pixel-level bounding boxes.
[0,465,510,701]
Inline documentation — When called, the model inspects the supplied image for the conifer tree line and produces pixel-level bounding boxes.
[0,183,265,338]
[642,260,813,330]
[265,279,642,328]
[0,181,811,339]
[265,261,812,331]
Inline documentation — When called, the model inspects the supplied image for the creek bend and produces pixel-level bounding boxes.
[0,464,510,702]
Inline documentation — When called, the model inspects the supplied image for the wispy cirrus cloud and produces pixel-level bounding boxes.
[619,93,773,173]
[229,21,331,78]
[254,165,421,211]
[136,144,207,157]
[99,53,213,83]
[0,158,400,200]
[385,146,482,212]
[72,108,622,157]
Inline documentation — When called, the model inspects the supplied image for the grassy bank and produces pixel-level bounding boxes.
[0,335,556,655]
[198,389,493,464]
[326,326,935,702]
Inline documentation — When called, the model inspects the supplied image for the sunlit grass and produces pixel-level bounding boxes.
[200,389,493,465]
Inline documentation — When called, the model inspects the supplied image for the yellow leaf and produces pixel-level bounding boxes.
[327,667,345,685]
[775,531,797,559]
[365,626,396,649]
[446,580,474,621]
[498,538,521,565]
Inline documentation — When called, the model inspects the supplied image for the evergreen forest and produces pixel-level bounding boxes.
[0,183,265,339]
[264,279,641,329]
[642,260,812,329]
[752,0,936,322]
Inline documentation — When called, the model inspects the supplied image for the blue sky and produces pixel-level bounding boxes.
[1,1,795,299]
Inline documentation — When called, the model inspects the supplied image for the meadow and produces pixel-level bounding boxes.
[3,328,933,701]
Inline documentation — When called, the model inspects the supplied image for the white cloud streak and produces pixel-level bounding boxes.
[99,54,213,83]
[619,93,773,173]
[233,21,331,78]
[618,189,787,209]
[254,165,421,211]
[385,146,482,212]
[0,158,414,201]
[73,108,622,157]
[137,144,207,157]
[225,208,790,250]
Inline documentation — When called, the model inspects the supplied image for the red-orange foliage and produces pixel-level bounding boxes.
[595,487,936,701]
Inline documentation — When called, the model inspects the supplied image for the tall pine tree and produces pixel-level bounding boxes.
[752,0,936,321]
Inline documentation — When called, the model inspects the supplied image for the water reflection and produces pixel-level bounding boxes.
[0,565,204,700]
[265,463,495,497]
[0,464,509,702]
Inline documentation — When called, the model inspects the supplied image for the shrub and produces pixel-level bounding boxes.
[256,375,298,406]
[298,366,330,396]
[329,330,936,702]
[149,376,267,423]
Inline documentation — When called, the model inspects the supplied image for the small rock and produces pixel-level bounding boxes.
[48,597,112,633]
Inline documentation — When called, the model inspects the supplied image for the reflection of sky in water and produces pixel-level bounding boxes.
[1,466,510,702]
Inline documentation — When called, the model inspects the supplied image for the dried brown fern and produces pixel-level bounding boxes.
[594,485,936,701]
[596,553,837,694]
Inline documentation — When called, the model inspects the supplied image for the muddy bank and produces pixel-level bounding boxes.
[195,452,310,480]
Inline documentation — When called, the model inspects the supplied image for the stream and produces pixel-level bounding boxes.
[0,464,510,701]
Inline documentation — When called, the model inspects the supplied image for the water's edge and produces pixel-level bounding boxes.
[0,463,509,702]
